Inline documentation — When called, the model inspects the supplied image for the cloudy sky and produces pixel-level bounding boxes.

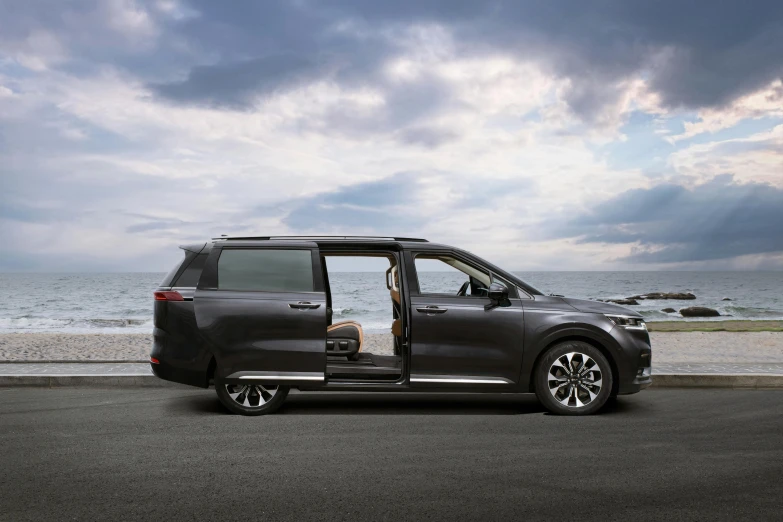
[1,0,782,272]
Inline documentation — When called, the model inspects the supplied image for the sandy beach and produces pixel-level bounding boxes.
[1,331,782,364]
[0,332,397,361]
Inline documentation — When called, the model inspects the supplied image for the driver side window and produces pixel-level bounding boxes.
[414,254,491,297]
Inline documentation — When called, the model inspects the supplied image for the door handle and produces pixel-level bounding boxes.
[416,306,448,314]
[289,302,321,310]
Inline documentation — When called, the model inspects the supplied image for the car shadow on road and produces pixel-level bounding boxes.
[175,391,647,416]
[179,392,545,416]
[280,393,550,415]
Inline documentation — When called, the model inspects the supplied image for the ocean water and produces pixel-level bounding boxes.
[0,271,780,334]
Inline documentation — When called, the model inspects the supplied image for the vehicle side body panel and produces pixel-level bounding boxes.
[408,294,525,386]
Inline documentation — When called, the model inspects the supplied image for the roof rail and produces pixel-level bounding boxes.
[212,235,428,242]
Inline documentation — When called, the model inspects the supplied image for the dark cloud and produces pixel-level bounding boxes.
[5,1,782,124]
[149,0,783,118]
[150,54,324,109]
[549,175,783,263]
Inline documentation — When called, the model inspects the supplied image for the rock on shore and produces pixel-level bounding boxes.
[680,307,721,317]
[606,298,640,305]
[629,292,697,300]
[599,291,697,305]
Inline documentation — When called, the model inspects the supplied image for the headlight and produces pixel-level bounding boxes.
[605,314,647,330]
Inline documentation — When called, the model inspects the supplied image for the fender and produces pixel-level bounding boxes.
[517,316,624,392]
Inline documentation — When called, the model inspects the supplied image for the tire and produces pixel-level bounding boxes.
[535,341,613,416]
[216,382,290,416]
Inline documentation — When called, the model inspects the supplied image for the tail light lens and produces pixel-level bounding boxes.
[154,291,184,301]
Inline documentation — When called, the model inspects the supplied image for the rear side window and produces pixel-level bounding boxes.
[173,254,207,287]
[160,260,185,287]
[218,249,314,292]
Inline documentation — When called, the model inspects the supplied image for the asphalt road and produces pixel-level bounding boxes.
[1,388,781,521]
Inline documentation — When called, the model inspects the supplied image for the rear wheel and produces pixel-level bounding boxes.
[216,382,290,416]
[535,341,613,416]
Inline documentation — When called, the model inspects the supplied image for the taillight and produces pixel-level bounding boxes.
[150,357,160,364]
[154,291,184,301]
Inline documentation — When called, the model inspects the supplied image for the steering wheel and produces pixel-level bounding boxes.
[456,281,470,296]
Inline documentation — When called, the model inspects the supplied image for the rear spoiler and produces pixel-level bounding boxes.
[179,242,208,254]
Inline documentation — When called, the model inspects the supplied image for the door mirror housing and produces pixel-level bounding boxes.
[485,281,510,310]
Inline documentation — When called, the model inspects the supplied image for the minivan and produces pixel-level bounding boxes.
[152,236,651,415]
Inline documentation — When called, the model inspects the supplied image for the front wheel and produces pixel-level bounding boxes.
[216,382,290,416]
[535,341,613,416]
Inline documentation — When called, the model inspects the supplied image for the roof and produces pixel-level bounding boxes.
[211,235,428,243]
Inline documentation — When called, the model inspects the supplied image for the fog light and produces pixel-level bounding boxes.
[637,367,651,378]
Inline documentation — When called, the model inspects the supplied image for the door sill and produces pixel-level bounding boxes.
[410,374,514,385]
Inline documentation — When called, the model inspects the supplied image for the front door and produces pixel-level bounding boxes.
[194,241,327,385]
[407,251,525,387]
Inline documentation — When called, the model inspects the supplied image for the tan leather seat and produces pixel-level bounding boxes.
[327,320,364,350]
[390,272,400,306]
[391,319,402,337]
[387,265,402,337]
[326,320,363,359]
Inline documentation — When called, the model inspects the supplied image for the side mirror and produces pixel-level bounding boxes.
[485,282,509,310]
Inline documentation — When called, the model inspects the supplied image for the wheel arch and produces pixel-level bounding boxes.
[528,335,620,396]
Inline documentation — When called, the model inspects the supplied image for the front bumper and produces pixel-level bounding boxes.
[611,326,652,395]
[620,366,652,394]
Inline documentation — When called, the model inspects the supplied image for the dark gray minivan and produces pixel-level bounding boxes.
[152,236,651,415]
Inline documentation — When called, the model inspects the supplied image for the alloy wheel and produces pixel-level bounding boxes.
[225,383,279,408]
[547,352,603,408]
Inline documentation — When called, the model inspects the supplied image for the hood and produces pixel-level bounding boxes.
[560,297,643,317]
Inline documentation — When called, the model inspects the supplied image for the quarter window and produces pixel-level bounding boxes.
[217,249,314,292]
[174,253,207,287]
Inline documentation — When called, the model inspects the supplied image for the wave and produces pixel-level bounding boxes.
[84,318,151,327]
[332,307,391,316]
[0,317,153,333]
[719,305,783,319]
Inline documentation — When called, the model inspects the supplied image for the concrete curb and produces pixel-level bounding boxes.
[1,374,782,388]
[0,360,148,364]
[0,375,181,388]
[650,373,783,389]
